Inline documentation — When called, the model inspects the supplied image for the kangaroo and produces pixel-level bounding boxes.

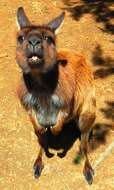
[16,7,96,184]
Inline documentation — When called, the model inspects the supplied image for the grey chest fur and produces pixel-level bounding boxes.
[23,93,64,126]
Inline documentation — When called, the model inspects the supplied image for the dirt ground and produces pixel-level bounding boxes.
[0,0,114,189]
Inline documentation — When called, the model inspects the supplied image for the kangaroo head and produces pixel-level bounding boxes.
[16,7,65,74]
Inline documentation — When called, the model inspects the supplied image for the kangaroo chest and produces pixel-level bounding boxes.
[37,94,64,126]
[25,93,64,126]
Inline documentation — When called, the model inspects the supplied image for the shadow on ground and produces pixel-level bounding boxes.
[89,101,114,150]
[92,44,114,79]
[100,101,114,122]
[63,0,114,34]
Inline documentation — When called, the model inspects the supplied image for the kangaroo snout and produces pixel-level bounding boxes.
[25,35,44,64]
[28,35,41,46]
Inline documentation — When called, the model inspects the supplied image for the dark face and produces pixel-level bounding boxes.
[16,7,65,74]
[16,26,56,73]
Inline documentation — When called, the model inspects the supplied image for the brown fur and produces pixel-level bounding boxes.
[16,7,96,184]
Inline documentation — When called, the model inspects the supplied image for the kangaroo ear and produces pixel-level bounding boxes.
[48,12,65,34]
[17,7,31,29]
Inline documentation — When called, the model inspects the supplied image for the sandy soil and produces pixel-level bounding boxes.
[0,0,114,189]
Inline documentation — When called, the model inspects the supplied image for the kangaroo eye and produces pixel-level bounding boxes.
[44,36,54,44]
[18,35,25,43]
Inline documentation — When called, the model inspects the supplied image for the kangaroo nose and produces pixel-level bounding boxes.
[28,36,41,46]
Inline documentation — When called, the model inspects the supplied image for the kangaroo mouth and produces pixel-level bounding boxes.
[28,55,41,64]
